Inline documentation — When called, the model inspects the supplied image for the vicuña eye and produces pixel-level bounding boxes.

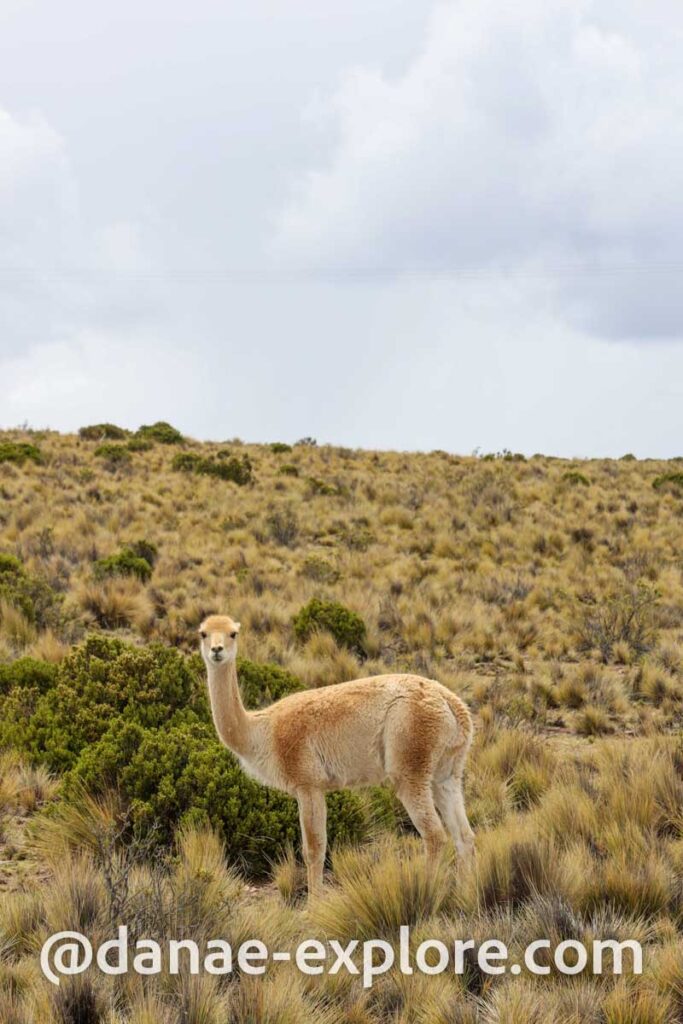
[230,631,237,639]
[199,631,207,639]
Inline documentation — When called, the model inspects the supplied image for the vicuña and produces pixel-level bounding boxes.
[199,613,475,897]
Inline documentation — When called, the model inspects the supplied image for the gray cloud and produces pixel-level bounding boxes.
[272,0,683,339]
[1,0,682,455]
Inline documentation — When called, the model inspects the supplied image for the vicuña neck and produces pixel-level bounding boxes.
[205,658,252,757]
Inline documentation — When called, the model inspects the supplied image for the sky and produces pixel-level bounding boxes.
[1,0,683,457]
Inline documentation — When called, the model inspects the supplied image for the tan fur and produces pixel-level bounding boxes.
[199,613,475,897]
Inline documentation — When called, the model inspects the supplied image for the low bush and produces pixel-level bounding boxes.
[93,548,153,583]
[78,423,128,441]
[0,553,58,627]
[0,441,42,465]
[0,656,58,696]
[562,470,590,487]
[293,598,366,654]
[171,451,253,485]
[278,463,299,477]
[653,473,683,493]
[270,442,293,454]
[126,436,153,452]
[94,443,131,468]
[0,636,371,875]
[136,421,184,444]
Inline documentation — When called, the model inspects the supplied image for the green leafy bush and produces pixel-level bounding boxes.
[293,598,366,654]
[94,443,132,468]
[562,471,590,487]
[278,463,299,477]
[171,451,202,472]
[171,451,253,485]
[93,547,154,583]
[136,421,184,444]
[78,423,128,441]
[0,635,374,875]
[8,635,203,771]
[126,437,153,452]
[270,442,293,454]
[0,656,58,696]
[0,553,58,627]
[127,539,159,567]
[0,441,43,465]
[652,473,683,493]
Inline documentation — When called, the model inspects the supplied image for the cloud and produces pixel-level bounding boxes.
[272,0,683,339]
[0,104,168,366]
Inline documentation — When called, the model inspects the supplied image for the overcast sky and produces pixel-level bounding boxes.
[2,0,683,457]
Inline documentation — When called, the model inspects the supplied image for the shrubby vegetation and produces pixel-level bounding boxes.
[94,443,132,468]
[0,440,42,465]
[653,471,683,492]
[172,450,253,485]
[79,423,129,441]
[0,635,375,873]
[4,428,683,1020]
[293,598,366,655]
[0,553,58,627]
[136,420,184,444]
[93,541,157,583]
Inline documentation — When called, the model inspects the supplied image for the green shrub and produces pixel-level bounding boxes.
[10,635,203,772]
[71,718,370,875]
[127,539,159,567]
[136,421,184,444]
[126,437,153,452]
[0,553,58,627]
[0,635,372,876]
[0,656,58,696]
[172,451,253,485]
[293,598,366,654]
[652,473,683,493]
[562,471,590,487]
[278,463,299,477]
[94,443,132,468]
[207,454,253,484]
[78,423,128,441]
[270,442,293,454]
[0,441,42,466]
[171,451,202,472]
[236,657,304,707]
[93,548,153,583]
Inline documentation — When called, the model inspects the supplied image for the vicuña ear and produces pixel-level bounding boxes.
[233,621,241,632]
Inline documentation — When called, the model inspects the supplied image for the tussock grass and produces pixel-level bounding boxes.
[3,432,683,1018]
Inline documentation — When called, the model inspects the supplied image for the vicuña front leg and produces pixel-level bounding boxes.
[297,789,327,898]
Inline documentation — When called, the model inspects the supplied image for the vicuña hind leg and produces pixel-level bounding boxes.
[396,781,447,859]
[432,776,475,862]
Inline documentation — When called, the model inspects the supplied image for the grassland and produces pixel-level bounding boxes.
[1,426,683,1022]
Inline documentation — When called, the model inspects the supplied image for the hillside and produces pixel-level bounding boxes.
[1,424,683,1023]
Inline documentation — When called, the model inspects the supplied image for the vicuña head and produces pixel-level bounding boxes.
[199,611,475,899]
[199,614,240,665]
